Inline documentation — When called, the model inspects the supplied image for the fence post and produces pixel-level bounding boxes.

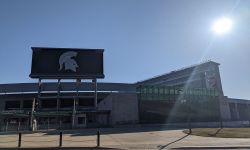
[97,130,100,147]
[18,133,22,147]
[59,132,62,147]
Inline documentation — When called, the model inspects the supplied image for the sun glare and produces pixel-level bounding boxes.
[212,17,233,34]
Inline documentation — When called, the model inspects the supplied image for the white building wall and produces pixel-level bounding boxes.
[97,92,138,125]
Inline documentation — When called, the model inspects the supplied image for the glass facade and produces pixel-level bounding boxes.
[138,85,220,123]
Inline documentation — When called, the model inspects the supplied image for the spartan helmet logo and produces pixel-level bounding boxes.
[59,51,78,72]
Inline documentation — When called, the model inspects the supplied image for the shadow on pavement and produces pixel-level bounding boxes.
[42,126,184,136]
[0,125,187,136]
[171,146,250,149]
[157,134,190,150]
[208,128,222,137]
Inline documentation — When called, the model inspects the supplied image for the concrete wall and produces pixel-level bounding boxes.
[98,93,113,111]
[227,97,250,121]
[98,92,138,125]
[219,96,231,121]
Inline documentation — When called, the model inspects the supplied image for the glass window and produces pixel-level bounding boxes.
[23,100,32,108]
[5,101,20,110]
[78,117,85,124]
[41,99,57,108]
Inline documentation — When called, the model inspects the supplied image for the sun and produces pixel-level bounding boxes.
[211,17,233,34]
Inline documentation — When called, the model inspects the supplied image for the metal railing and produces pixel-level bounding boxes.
[0,130,101,148]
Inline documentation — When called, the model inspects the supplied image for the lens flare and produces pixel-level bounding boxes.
[212,17,233,34]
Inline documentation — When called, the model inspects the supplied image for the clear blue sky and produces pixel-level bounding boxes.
[0,0,249,100]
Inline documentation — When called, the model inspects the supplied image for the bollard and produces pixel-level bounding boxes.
[97,130,100,147]
[18,133,22,147]
[59,132,62,147]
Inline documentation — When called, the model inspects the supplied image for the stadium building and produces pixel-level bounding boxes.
[0,60,249,132]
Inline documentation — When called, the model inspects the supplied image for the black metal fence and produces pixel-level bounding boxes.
[0,131,101,148]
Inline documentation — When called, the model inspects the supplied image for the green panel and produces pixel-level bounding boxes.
[170,88,175,95]
[154,88,158,95]
[164,87,169,94]
[34,111,72,117]
[137,85,219,101]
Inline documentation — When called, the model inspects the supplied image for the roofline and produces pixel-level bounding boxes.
[136,60,220,84]
[227,97,250,101]
[0,82,137,94]
[31,47,104,51]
